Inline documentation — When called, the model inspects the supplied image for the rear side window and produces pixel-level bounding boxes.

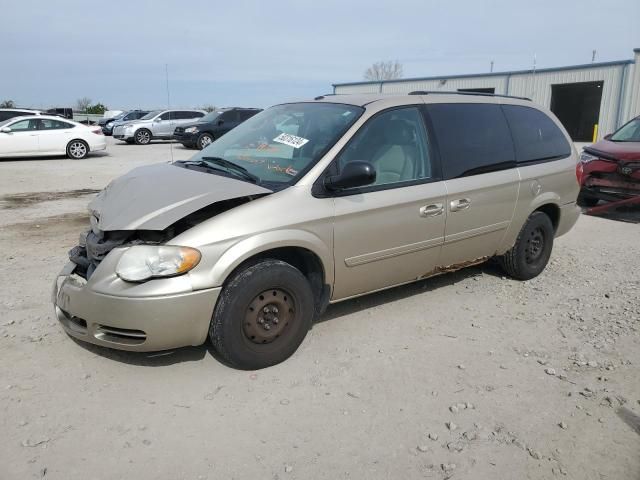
[502,105,571,163]
[239,110,259,121]
[40,119,74,130]
[426,103,515,179]
[183,111,204,119]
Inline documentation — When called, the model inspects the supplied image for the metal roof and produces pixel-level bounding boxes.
[333,58,635,88]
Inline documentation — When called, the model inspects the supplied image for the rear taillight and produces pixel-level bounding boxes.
[92,128,103,135]
[576,162,584,185]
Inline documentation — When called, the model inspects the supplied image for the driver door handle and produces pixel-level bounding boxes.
[420,203,444,217]
[450,198,471,212]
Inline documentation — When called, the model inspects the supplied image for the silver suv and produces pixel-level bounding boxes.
[113,109,206,144]
[53,92,580,369]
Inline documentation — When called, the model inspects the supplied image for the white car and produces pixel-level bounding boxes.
[0,115,106,159]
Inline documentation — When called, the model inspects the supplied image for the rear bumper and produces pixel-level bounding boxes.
[90,140,107,152]
[52,262,220,352]
[556,201,581,237]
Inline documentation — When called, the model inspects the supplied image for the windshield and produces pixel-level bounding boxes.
[200,111,224,122]
[186,103,363,186]
[610,118,640,142]
[140,110,162,121]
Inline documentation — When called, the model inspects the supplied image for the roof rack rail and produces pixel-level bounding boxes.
[408,90,531,101]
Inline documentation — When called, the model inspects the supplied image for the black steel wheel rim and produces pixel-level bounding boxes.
[243,289,295,344]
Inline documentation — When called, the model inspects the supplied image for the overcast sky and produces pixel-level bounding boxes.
[2,0,639,110]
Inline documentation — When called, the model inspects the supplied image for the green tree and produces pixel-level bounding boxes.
[0,99,16,108]
[87,103,108,114]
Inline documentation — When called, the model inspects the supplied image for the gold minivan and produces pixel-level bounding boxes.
[53,92,580,369]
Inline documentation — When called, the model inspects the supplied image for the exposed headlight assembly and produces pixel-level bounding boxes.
[116,245,201,282]
[579,151,599,163]
[185,126,199,133]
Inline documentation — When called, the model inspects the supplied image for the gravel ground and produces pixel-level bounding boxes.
[0,137,639,480]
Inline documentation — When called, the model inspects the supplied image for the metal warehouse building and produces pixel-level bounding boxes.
[333,48,640,142]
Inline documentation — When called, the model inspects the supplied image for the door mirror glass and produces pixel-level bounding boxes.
[0,127,11,133]
[324,161,376,191]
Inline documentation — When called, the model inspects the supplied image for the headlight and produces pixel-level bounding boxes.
[580,151,599,163]
[116,245,201,282]
[106,121,114,126]
[185,126,199,133]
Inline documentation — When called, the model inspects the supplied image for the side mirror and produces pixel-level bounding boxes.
[324,161,376,191]
[0,127,11,133]
[604,133,612,140]
[154,117,162,122]
[217,119,224,126]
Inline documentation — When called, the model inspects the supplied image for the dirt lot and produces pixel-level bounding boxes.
[1,138,639,480]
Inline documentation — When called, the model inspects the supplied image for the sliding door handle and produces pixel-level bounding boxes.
[450,198,471,212]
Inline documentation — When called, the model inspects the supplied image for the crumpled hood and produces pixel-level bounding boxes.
[587,140,640,161]
[89,163,272,231]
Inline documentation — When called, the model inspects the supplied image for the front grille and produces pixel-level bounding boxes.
[69,230,130,279]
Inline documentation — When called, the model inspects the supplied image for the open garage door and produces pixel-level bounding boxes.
[550,81,603,141]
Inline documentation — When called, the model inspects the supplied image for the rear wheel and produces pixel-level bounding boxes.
[209,259,314,370]
[134,129,151,145]
[499,211,554,280]
[197,133,214,150]
[66,140,89,159]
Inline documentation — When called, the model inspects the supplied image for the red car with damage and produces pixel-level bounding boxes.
[576,115,640,207]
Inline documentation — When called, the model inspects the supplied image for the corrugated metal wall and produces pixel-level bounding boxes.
[379,75,508,94]
[334,51,640,141]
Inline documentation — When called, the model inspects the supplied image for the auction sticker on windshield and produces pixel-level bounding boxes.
[273,132,309,149]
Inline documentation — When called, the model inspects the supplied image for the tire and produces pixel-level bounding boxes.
[210,259,315,370]
[577,192,599,207]
[196,133,214,150]
[66,139,89,160]
[134,129,152,145]
[499,211,554,281]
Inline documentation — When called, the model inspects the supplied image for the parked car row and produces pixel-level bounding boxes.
[98,110,150,135]
[109,107,261,149]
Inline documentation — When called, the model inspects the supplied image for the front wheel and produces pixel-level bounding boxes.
[499,211,554,280]
[209,259,315,370]
[134,129,152,145]
[196,133,214,150]
[66,140,89,159]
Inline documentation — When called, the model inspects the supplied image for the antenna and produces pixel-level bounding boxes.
[490,60,494,73]
[165,63,174,163]
[591,49,597,63]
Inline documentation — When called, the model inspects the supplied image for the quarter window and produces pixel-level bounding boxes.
[40,119,73,130]
[426,103,515,179]
[338,107,433,186]
[502,105,571,162]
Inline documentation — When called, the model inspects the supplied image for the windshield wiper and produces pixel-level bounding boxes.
[200,156,260,184]
[177,157,260,184]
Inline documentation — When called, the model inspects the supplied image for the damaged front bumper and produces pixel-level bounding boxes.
[52,261,220,352]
